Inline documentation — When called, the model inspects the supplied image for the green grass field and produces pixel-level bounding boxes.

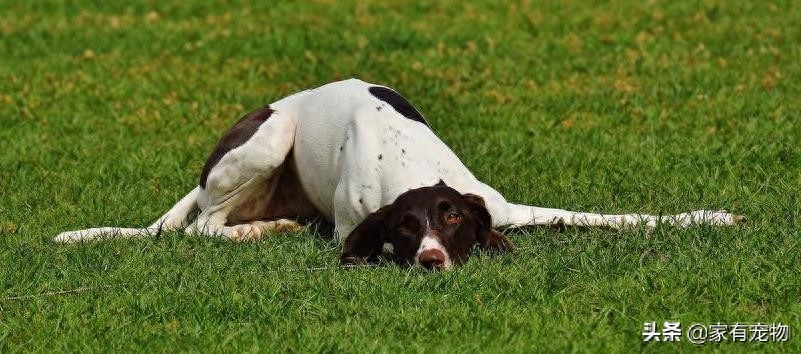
[1,0,800,352]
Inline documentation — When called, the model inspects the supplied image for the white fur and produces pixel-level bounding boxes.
[54,78,743,243]
[415,235,453,269]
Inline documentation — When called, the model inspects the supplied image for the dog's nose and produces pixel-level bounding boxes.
[418,249,446,270]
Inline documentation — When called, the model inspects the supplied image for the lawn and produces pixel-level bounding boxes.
[1,0,799,352]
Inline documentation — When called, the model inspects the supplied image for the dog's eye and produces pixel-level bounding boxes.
[445,212,463,224]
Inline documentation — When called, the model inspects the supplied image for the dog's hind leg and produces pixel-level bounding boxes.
[184,106,300,240]
[53,187,201,243]
[192,219,304,242]
[55,106,298,243]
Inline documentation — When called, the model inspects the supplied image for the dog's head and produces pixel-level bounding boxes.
[340,183,514,270]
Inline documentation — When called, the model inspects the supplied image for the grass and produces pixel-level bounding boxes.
[1,0,800,352]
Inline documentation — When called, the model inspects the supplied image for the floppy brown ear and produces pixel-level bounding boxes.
[340,205,393,265]
[462,194,514,254]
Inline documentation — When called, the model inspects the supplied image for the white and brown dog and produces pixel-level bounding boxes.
[55,79,743,269]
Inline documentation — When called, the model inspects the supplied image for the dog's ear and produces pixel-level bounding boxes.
[340,204,393,265]
[462,193,514,254]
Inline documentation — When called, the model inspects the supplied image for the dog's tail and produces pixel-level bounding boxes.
[53,187,201,243]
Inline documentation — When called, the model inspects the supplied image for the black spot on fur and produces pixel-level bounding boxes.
[199,106,274,188]
[378,154,383,160]
[368,86,429,127]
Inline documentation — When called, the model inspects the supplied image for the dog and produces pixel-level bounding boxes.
[54,78,744,269]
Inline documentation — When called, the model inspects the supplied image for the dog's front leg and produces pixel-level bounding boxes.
[500,203,745,230]
[455,179,744,230]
